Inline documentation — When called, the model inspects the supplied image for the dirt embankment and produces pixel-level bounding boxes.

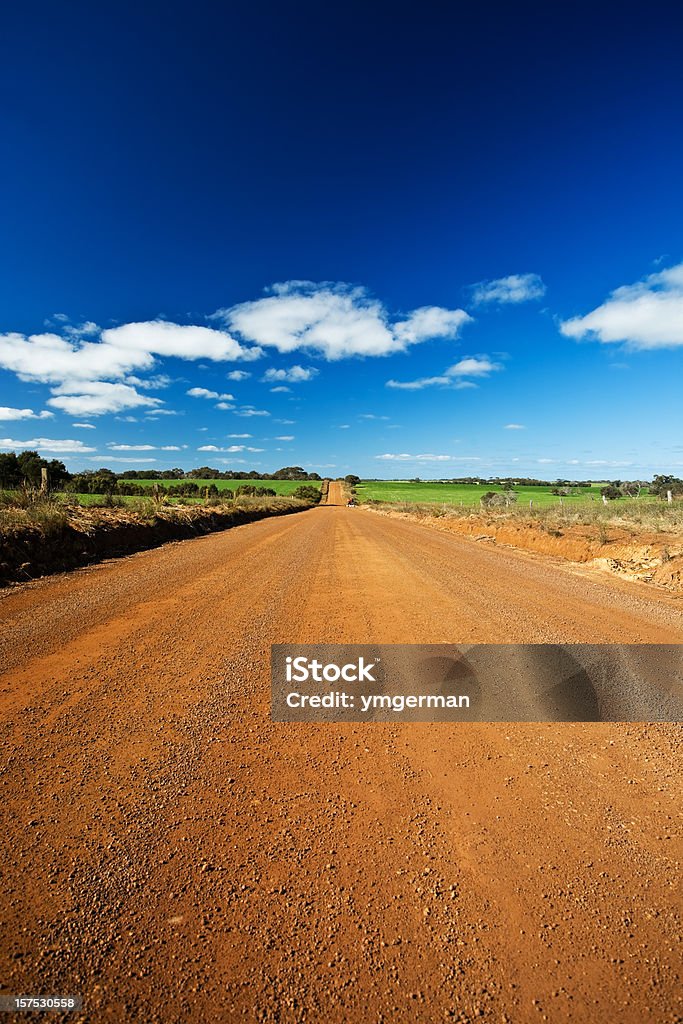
[366,506,683,593]
[0,499,311,587]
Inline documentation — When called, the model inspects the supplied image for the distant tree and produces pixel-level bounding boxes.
[16,450,45,487]
[46,459,70,488]
[600,484,621,500]
[272,466,309,480]
[0,452,22,489]
[650,475,683,498]
[345,474,361,485]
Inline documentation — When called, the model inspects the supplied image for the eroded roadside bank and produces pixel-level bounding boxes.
[364,505,683,593]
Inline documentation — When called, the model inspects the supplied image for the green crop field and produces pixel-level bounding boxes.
[356,480,647,507]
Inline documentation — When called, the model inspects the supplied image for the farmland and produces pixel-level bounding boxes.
[357,479,608,506]
[356,479,683,539]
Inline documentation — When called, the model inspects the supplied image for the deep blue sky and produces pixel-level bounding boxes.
[1,1,682,477]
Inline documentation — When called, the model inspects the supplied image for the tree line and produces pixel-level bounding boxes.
[0,453,323,491]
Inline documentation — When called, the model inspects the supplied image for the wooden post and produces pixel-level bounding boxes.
[667,489,673,504]
[602,494,608,505]
[40,466,49,494]
[529,499,533,508]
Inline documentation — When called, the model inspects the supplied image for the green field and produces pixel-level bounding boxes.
[357,480,632,507]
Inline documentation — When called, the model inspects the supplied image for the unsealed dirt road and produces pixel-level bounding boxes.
[1,482,681,1022]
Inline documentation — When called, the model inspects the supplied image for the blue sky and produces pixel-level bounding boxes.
[1,1,682,479]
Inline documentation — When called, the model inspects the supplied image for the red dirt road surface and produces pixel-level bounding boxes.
[1,481,681,1022]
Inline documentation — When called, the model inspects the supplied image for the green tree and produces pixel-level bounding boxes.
[16,450,46,486]
[0,452,22,489]
[650,475,683,498]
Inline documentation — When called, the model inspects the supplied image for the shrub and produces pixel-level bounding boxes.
[292,485,322,503]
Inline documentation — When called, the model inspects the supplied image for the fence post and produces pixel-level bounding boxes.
[602,494,608,505]
[667,490,673,504]
[40,466,49,494]
[529,499,533,509]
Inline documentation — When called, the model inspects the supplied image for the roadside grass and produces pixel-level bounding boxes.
[0,488,317,534]
[0,490,72,534]
[364,495,683,536]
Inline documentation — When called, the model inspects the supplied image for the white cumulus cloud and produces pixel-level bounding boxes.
[47,381,162,417]
[386,356,502,390]
[187,387,234,400]
[0,406,53,421]
[0,320,261,417]
[262,365,318,382]
[198,444,264,453]
[107,443,157,451]
[101,322,261,362]
[375,453,456,462]
[560,262,683,349]
[472,273,546,305]
[216,281,470,360]
[0,437,96,453]
[394,306,472,344]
